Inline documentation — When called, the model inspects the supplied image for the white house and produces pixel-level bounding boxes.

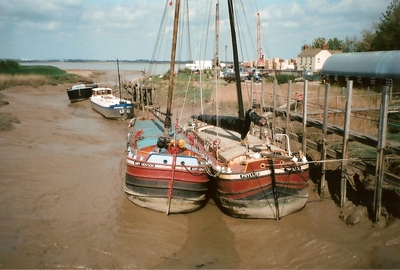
[185,60,212,71]
[297,44,342,73]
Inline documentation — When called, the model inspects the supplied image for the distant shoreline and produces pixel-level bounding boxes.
[17,61,174,75]
[16,59,194,64]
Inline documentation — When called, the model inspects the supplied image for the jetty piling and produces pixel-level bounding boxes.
[320,83,330,197]
[340,80,353,207]
[374,85,389,222]
[261,79,399,220]
[301,80,308,155]
[285,81,291,140]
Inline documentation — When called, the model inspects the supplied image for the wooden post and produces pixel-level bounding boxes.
[261,78,265,110]
[286,80,292,137]
[251,77,254,107]
[320,83,330,197]
[302,80,308,155]
[373,85,389,222]
[340,80,353,207]
[272,78,277,141]
[260,78,265,139]
[140,84,144,113]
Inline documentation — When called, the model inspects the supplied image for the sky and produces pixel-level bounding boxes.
[0,0,393,61]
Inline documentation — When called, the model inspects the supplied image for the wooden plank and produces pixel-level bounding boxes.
[265,106,400,156]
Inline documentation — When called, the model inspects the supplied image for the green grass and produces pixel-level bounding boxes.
[151,72,213,104]
[0,59,92,89]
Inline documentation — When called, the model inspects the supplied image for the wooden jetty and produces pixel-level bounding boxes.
[256,79,399,223]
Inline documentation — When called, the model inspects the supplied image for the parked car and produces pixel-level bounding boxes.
[224,72,245,83]
[246,68,262,82]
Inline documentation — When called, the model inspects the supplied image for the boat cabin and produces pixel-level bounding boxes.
[92,87,113,97]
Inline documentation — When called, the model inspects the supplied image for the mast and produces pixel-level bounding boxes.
[256,12,265,68]
[227,0,244,119]
[215,1,220,127]
[117,58,122,102]
[214,1,220,70]
[257,13,262,60]
[165,0,181,137]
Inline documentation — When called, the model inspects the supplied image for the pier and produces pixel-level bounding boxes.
[256,79,400,223]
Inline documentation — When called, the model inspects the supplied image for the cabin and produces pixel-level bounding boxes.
[297,44,342,73]
[321,50,400,89]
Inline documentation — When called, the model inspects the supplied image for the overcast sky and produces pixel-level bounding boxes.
[0,0,392,61]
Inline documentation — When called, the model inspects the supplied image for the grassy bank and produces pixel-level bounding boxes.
[0,60,93,90]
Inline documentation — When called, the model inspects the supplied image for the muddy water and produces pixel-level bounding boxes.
[0,84,399,269]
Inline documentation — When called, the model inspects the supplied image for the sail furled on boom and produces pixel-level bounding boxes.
[194,109,267,140]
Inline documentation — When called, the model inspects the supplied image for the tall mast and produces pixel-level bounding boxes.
[227,0,244,118]
[214,1,220,69]
[257,13,262,60]
[164,0,181,136]
[117,58,121,101]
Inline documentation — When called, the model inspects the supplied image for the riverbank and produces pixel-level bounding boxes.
[0,70,399,268]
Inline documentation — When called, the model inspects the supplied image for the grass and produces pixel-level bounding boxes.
[150,73,213,107]
[0,60,93,90]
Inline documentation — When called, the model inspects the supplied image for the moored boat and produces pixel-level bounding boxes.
[124,0,210,214]
[67,83,97,103]
[125,117,210,214]
[89,87,134,120]
[189,0,309,219]
[187,113,309,219]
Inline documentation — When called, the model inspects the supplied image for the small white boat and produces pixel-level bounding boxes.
[89,87,134,120]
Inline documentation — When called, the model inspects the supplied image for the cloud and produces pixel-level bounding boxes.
[0,0,393,61]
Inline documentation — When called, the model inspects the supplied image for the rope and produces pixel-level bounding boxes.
[147,0,171,77]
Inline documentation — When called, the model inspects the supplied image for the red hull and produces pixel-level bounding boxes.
[125,150,210,214]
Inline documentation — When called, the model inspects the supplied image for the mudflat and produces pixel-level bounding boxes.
[0,71,399,269]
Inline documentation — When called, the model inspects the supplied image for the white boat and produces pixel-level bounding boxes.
[89,87,134,120]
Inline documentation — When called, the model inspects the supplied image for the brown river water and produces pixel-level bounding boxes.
[0,83,400,269]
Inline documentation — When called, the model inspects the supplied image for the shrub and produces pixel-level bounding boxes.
[0,60,93,89]
[388,112,400,133]
[275,74,296,84]
[0,60,21,71]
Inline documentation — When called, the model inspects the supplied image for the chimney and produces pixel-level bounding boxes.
[304,44,309,50]
[322,43,328,50]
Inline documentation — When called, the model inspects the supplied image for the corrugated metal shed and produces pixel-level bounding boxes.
[321,51,400,81]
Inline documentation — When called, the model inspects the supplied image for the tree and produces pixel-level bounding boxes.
[306,37,344,51]
[357,29,376,51]
[327,37,343,51]
[310,37,327,49]
[342,36,359,52]
[371,0,400,50]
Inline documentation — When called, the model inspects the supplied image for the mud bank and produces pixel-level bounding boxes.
[0,72,399,268]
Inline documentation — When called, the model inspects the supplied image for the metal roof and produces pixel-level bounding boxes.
[321,51,400,80]
[298,48,342,57]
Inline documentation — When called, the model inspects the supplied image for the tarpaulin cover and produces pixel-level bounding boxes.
[195,109,267,140]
